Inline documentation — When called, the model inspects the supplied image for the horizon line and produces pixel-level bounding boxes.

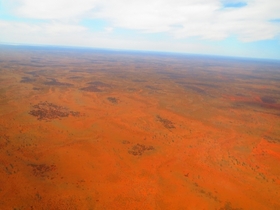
[1,42,280,63]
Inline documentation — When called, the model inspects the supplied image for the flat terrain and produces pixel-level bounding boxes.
[0,45,280,209]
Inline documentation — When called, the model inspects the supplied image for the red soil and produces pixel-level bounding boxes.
[0,47,280,209]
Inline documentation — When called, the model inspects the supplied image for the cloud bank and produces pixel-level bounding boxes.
[0,0,280,59]
[7,0,279,42]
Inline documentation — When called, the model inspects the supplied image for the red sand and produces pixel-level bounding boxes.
[0,47,280,209]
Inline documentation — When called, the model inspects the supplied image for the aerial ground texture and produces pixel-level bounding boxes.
[0,46,280,209]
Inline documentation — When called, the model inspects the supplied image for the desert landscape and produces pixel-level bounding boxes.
[0,45,280,209]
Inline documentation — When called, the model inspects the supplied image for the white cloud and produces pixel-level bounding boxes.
[17,0,98,19]
[0,20,87,45]
[0,19,213,52]
[104,27,114,33]
[44,22,87,34]
[3,0,280,42]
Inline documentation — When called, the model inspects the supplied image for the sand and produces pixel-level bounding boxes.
[0,45,280,209]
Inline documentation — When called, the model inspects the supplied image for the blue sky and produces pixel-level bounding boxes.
[0,0,280,60]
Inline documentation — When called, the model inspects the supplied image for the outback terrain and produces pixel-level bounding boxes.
[0,45,280,209]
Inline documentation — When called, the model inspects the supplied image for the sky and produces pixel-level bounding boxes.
[0,0,280,60]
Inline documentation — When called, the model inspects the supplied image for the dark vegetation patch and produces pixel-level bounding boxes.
[107,97,118,104]
[235,93,245,96]
[145,85,160,90]
[80,85,102,92]
[44,78,73,87]
[30,58,41,63]
[183,85,205,94]
[264,136,280,143]
[0,135,10,150]
[122,140,130,144]
[261,96,277,104]
[157,115,175,129]
[68,76,82,79]
[243,87,280,95]
[235,74,262,80]
[29,101,81,121]
[32,87,41,91]
[177,81,219,89]
[28,163,56,178]
[222,69,280,84]
[190,181,220,202]
[87,81,111,87]
[81,81,111,92]
[18,63,45,68]
[9,60,20,63]
[132,79,146,82]
[127,88,137,91]
[70,69,82,72]
[25,70,42,76]
[219,202,243,210]
[128,144,155,156]
[219,72,262,81]
[158,72,185,79]
[20,76,35,83]
[70,69,96,73]
[192,82,219,88]
[198,189,219,202]
[233,101,280,111]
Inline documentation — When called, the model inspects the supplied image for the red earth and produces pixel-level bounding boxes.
[0,46,280,209]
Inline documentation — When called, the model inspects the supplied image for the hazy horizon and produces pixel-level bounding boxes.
[2,43,280,62]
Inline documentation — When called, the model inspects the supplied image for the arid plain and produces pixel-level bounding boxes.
[0,45,280,209]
